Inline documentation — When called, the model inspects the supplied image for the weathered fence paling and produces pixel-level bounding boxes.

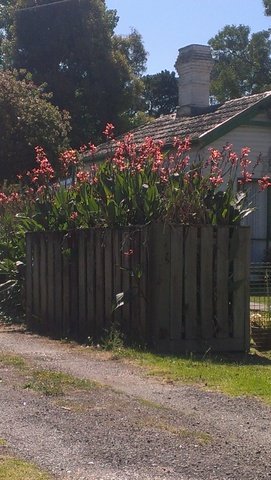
[26,224,250,352]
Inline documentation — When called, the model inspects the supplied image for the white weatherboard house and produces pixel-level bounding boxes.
[95,44,271,262]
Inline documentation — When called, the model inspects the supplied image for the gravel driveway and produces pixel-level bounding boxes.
[0,322,271,480]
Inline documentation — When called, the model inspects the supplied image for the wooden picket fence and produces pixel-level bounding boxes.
[25,224,250,352]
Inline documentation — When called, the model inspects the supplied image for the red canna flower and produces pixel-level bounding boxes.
[209,175,224,187]
[27,146,55,186]
[229,152,238,165]
[258,176,271,191]
[238,171,253,185]
[76,170,90,183]
[0,192,8,204]
[70,211,78,221]
[88,143,97,154]
[123,249,134,256]
[79,145,88,153]
[59,149,79,177]
[241,147,251,156]
[103,123,115,140]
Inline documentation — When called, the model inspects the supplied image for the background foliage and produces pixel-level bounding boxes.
[0,0,148,145]
[0,69,71,180]
[141,70,178,117]
[263,0,271,15]
[208,24,271,102]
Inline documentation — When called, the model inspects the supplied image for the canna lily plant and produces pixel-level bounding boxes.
[1,125,270,232]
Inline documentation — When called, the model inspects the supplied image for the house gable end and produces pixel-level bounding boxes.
[198,95,271,148]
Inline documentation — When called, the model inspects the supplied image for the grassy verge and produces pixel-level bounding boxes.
[0,354,26,369]
[0,353,98,396]
[0,357,98,480]
[2,344,271,405]
[23,370,98,396]
[112,347,271,404]
[0,437,53,479]
[0,456,53,480]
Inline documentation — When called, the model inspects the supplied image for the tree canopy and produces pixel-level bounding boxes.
[141,70,178,117]
[0,69,71,180]
[208,24,271,102]
[0,0,147,145]
[263,0,271,15]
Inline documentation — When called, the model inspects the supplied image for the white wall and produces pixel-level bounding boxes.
[193,124,271,262]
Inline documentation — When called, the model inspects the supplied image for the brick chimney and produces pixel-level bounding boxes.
[175,44,213,116]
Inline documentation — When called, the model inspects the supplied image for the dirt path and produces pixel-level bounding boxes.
[0,323,271,480]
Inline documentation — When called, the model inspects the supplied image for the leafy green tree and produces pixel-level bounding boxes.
[208,24,271,102]
[263,0,271,15]
[141,70,178,117]
[0,0,16,68]
[0,69,71,180]
[113,28,147,78]
[0,0,147,145]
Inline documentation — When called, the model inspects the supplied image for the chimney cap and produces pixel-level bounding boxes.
[175,44,213,67]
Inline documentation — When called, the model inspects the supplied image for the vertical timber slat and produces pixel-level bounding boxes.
[216,227,229,337]
[149,223,171,349]
[86,229,95,340]
[54,234,63,338]
[121,229,131,338]
[242,228,251,350]
[184,227,198,340]
[25,233,33,324]
[200,227,214,339]
[70,232,79,339]
[232,227,250,350]
[170,226,183,343]
[112,229,122,330]
[39,234,47,333]
[130,229,141,341]
[47,233,55,336]
[62,234,71,338]
[32,235,40,320]
[78,231,87,341]
[104,230,113,331]
[95,229,105,339]
[139,227,148,343]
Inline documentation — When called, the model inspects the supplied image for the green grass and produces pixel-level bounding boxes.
[0,354,27,369]
[0,457,53,480]
[0,353,99,396]
[137,397,167,410]
[139,418,212,445]
[23,370,98,396]
[114,348,271,404]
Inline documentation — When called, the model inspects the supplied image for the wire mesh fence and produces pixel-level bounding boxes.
[250,263,271,350]
[250,263,271,318]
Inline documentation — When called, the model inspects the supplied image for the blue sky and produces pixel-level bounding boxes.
[106,0,270,74]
